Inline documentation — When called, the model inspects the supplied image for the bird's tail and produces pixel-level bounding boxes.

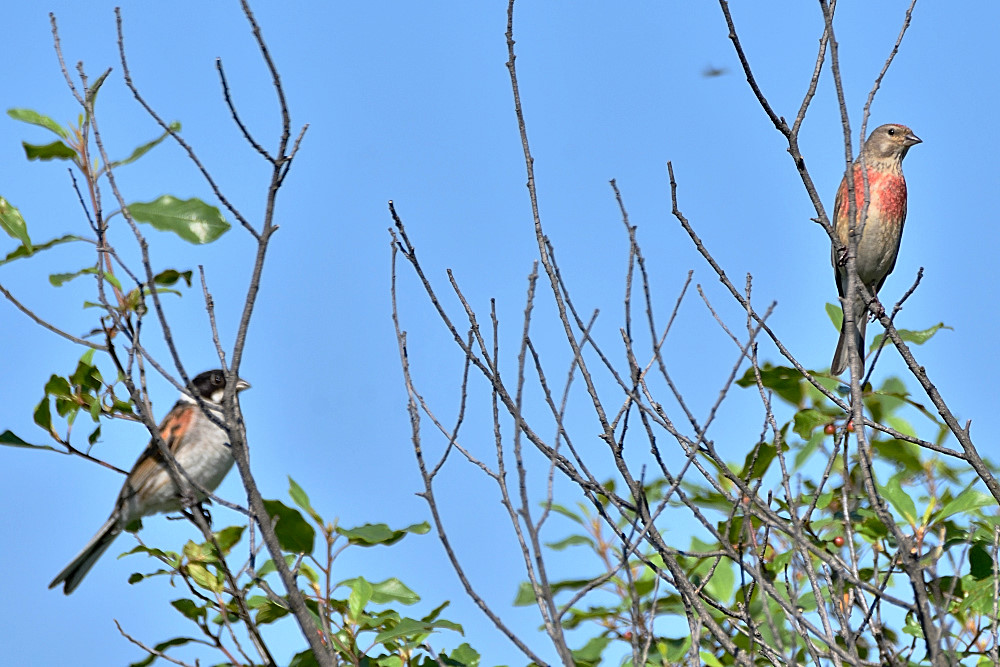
[831,312,868,376]
[49,516,120,595]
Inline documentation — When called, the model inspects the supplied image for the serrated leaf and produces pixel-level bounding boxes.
[262,499,315,553]
[106,122,181,171]
[127,195,230,244]
[0,234,83,267]
[6,108,68,139]
[0,429,57,451]
[22,140,77,161]
[0,197,31,250]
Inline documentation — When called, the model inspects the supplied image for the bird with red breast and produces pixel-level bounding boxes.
[830,123,921,376]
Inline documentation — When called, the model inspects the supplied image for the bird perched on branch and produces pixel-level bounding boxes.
[49,369,250,594]
[830,123,921,376]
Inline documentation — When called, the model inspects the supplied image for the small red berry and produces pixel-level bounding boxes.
[833,536,845,547]
[824,423,836,435]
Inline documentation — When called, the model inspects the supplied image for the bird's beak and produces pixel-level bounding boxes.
[905,132,922,146]
[235,378,251,393]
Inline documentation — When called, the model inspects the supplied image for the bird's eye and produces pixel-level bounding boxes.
[887,127,896,136]
[213,372,224,385]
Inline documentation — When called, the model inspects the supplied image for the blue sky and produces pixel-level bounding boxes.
[2,2,997,665]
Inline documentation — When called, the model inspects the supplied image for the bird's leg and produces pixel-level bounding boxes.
[835,243,850,267]
[866,294,886,320]
[179,501,214,527]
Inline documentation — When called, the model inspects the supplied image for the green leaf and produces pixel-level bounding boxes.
[548,503,584,524]
[186,562,222,592]
[86,68,111,107]
[704,558,735,602]
[262,499,315,553]
[544,535,594,551]
[933,488,994,524]
[373,616,463,644]
[700,651,726,667]
[128,637,196,667]
[738,440,778,481]
[170,598,206,621]
[338,576,420,605]
[348,577,374,622]
[207,526,244,555]
[792,408,829,439]
[826,301,843,330]
[877,474,917,526]
[570,636,610,666]
[0,429,57,451]
[513,578,593,605]
[127,195,230,244]
[6,108,68,139]
[152,269,192,288]
[288,476,323,524]
[288,649,320,667]
[106,122,181,171]
[736,364,804,406]
[336,521,430,547]
[22,140,77,161]
[33,397,53,434]
[49,266,122,290]
[0,234,83,267]
[870,322,951,351]
[443,643,480,667]
[969,542,993,580]
[254,599,290,625]
[45,375,72,397]
[0,197,31,250]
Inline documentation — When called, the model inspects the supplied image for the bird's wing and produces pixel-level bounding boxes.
[116,401,197,508]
